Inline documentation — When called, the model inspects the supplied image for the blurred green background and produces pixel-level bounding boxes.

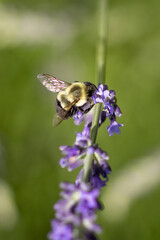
[0,0,160,239]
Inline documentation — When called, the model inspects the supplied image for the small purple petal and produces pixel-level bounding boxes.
[95,148,109,160]
[103,89,109,99]
[104,102,114,116]
[73,102,94,125]
[59,156,83,171]
[107,120,124,136]
[91,175,106,188]
[83,220,102,234]
[68,159,83,171]
[114,105,122,117]
[60,182,76,192]
[99,159,111,177]
[73,110,84,125]
[108,90,116,99]
[48,220,73,240]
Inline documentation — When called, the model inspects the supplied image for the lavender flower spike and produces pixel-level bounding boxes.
[59,122,112,189]
[47,1,123,239]
[48,182,102,240]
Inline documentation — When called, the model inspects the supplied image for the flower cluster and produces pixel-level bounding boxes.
[48,182,102,240]
[48,84,123,240]
[92,84,123,136]
[73,84,123,136]
[60,123,111,188]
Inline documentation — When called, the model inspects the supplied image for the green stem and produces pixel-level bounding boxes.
[83,0,108,182]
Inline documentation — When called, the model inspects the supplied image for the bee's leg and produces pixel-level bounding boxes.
[63,99,79,117]
[69,106,78,117]
[79,103,95,114]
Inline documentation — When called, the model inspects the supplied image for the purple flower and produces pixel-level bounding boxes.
[60,126,111,188]
[73,110,84,125]
[114,105,122,117]
[76,158,111,188]
[48,220,73,240]
[91,84,123,134]
[76,145,111,188]
[59,124,91,171]
[76,187,100,215]
[108,89,116,100]
[107,120,124,136]
[73,101,95,126]
[104,102,114,116]
[75,124,91,147]
[90,160,111,188]
[94,147,109,161]
[59,145,85,171]
[49,182,102,240]
[92,84,109,103]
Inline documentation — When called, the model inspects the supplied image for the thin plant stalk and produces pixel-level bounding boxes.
[83,0,108,182]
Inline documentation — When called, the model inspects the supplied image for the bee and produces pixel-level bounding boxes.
[37,73,97,125]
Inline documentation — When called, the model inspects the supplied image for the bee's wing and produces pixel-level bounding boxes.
[53,115,64,127]
[37,73,71,92]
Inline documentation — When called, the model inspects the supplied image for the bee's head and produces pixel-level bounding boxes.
[84,82,97,97]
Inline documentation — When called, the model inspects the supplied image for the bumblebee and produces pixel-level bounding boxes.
[37,73,97,125]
